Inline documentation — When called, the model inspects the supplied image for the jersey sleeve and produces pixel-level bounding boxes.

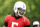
[4,15,10,22]
[23,16,30,26]
[25,18,30,26]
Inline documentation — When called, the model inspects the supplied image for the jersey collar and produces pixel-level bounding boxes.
[11,13,22,19]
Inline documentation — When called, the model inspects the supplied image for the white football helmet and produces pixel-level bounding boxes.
[33,21,39,25]
[14,1,26,17]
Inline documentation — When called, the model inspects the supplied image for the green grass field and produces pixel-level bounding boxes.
[0,16,6,27]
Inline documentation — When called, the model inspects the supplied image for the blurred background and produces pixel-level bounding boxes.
[0,0,40,27]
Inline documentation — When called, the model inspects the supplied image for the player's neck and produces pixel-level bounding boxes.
[15,13,19,17]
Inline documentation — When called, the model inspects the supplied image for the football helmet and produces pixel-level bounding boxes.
[14,1,26,17]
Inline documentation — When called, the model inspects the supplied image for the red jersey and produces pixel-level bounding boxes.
[4,15,30,27]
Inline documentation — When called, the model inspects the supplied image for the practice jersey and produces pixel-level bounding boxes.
[4,15,30,27]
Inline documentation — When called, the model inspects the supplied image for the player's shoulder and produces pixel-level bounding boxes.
[23,16,29,21]
[22,16,30,25]
[5,15,12,19]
